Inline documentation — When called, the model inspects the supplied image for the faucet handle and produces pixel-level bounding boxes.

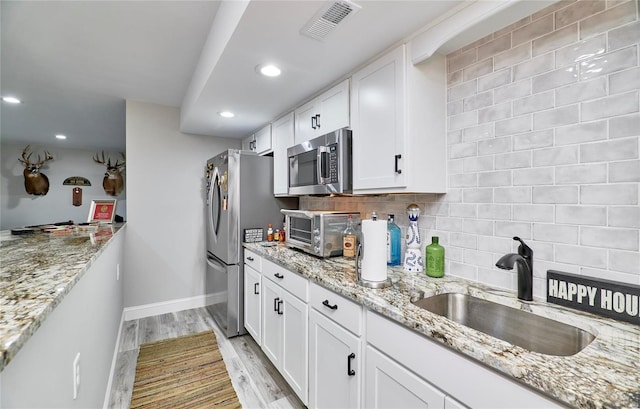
[513,236,533,259]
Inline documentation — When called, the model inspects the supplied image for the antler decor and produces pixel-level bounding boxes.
[94,151,125,196]
[19,145,54,195]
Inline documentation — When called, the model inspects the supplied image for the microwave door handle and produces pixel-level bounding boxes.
[316,146,330,185]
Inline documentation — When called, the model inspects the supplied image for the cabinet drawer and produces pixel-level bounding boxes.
[263,258,308,301]
[244,249,262,272]
[310,282,362,336]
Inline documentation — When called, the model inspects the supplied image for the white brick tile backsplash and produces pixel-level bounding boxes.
[609,160,640,183]
[533,145,579,167]
[579,46,637,81]
[449,261,478,280]
[495,16,531,39]
[462,188,493,203]
[555,121,607,145]
[579,0,637,40]
[513,91,554,115]
[463,58,494,82]
[478,68,511,91]
[608,20,640,50]
[463,155,494,172]
[556,163,608,184]
[513,130,554,150]
[533,1,578,21]
[533,24,579,56]
[450,173,477,188]
[609,114,640,139]
[533,105,579,129]
[478,204,511,220]
[513,52,555,81]
[609,66,640,95]
[449,111,478,131]
[478,102,512,124]
[533,186,579,203]
[463,219,494,235]
[555,1,606,29]
[464,91,494,112]
[556,205,607,225]
[463,123,494,142]
[447,101,463,116]
[531,241,555,261]
[580,138,639,163]
[513,14,554,46]
[450,232,478,249]
[532,65,578,93]
[581,184,639,204]
[479,268,514,290]
[448,47,477,72]
[534,223,579,243]
[555,77,607,106]
[494,186,532,203]
[436,217,463,232]
[449,141,477,158]
[478,136,512,155]
[608,249,640,274]
[495,115,532,136]
[478,170,512,187]
[495,151,532,169]
[477,34,512,61]
[494,79,531,103]
[494,44,531,71]
[449,79,477,102]
[580,226,639,251]
[449,203,477,218]
[464,249,495,269]
[555,34,606,67]
[478,235,514,254]
[513,167,555,185]
[608,206,640,228]
[495,221,532,239]
[513,204,555,222]
[555,244,607,268]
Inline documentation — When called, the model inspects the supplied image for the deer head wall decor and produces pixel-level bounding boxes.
[94,151,125,196]
[18,145,54,195]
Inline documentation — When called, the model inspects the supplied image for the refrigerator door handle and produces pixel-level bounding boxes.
[206,256,227,274]
[208,167,222,237]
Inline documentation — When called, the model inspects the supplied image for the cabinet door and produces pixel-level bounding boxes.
[262,278,283,368]
[309,310,361,409]
[243,265,262,345]
[272,112,295,196]
[351,45,406,190]
[444,396,469,409]
[365,346,445,409]
[242,134,256,152]
[318,79,350,134]
[294,99,320,144]
[254,124,272,155]
[282,290,309,404]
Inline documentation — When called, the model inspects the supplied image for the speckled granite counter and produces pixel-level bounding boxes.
[0,224,125,371]
[245,242,640,409]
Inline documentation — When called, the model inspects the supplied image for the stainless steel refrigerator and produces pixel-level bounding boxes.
[205,149,295,337]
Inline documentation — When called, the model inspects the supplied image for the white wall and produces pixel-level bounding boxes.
[1,228,124,408]
[303,0,640,298]
[124,100,240,308]
[0,143,126,230]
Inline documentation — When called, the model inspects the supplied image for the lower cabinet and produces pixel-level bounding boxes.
[365,346,445,409]
[243,264,262,345]
[309,310,361,409]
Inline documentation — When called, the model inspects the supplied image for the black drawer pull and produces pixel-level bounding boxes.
[254,282,259,295]
[394,154,402,174]
[347,353,356,376]
[322,300,338,310]
[247,256,254,261]
[277,300,284,315]
[273,297,280,312]
[274,273,284,279]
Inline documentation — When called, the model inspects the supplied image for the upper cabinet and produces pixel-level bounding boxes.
[242,134,255,152]
[272,112,295,196]
[351,44,447,194]
[294,79,350,145]
[243,124,273,155]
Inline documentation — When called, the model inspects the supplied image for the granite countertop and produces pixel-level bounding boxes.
[0,223,125,371]
[244,242,640,409]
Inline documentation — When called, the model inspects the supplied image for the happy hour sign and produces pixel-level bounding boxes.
[547,270,640,325]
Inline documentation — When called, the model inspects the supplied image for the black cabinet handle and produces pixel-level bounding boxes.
[277,300,284,315]
[315,114,321,128]
[347,353,356,376]
[254,282,259,295]
[273,297,280,312]
[274,273,284,279]
[311,115,317,130]
[394,154,402,174]
[247,256,254,261]
[322,300,338,310]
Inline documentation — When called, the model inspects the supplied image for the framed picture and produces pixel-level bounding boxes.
[88,199,117,223]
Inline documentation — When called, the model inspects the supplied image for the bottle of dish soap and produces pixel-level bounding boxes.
[386,214,401,266]
[425,236,444,277]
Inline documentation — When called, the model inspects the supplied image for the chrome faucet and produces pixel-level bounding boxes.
[496,237,533,301]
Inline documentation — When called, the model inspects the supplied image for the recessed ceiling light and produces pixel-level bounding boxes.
[257,64,281,77]
[55,134,67,140]
[219,111,235,118]
[2,96,22,104]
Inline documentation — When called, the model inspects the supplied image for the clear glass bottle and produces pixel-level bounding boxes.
[386,214,401,266]
[425,236,444,278]
[342,215,357,258]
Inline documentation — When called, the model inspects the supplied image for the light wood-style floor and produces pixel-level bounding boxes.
[106,307,305,409]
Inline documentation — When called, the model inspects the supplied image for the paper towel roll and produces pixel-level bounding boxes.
[361,219,388,282]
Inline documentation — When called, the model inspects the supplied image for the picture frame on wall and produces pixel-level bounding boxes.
[88,199,117,223]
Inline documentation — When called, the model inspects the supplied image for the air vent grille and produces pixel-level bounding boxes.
[301,0,361,41]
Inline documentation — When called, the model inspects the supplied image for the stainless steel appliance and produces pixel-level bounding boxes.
[281,209,360,257]
[205,150,295,337]
[287,128,352,195]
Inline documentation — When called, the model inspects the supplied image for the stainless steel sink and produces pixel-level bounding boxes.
[412,293,595,356]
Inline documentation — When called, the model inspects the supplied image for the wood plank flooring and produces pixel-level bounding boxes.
[106,307,305,409]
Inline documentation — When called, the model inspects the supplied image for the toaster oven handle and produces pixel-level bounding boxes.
[316,146,330,185]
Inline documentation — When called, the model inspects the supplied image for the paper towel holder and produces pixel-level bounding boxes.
[355,242,392,289]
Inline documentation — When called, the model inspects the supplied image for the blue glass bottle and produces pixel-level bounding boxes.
[387,214,402,266]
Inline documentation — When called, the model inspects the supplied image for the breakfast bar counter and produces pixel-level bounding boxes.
[244,242,640,409]
[0,223,125,371]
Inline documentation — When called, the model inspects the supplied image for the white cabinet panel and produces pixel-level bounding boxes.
[272,112,295,196]
[294,99,319,145]
[444,395,469,409]
[243,265,262,345]
[282,290,308,403]
[262,278,283,367]
[254,124,272,155]
[294,79,350,145]
[365,346,445,409]
[242,134,255,152]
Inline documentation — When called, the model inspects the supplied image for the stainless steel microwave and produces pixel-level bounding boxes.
[281,209,360,257]
[287,128,352,195]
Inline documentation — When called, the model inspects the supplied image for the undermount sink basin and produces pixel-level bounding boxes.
[412,293,595,356]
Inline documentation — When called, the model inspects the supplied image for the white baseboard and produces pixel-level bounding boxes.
[103,310,126,409]
[123,293,225,321]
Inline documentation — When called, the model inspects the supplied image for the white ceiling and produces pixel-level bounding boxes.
[1,0,466,151]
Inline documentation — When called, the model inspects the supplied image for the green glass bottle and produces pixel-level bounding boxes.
[425,236,444,278]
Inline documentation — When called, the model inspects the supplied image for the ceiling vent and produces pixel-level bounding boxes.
[301,0,362,41]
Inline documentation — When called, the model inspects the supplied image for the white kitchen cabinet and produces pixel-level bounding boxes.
[444,396,468,409]
[272,112,295,196]
[242,134,256,152]
[261,260,309,404]
[309,310,361,409]
[351,44,446,194]
[254,123,272,155]
[294,79,350,144]
[243,264,262,345]
[365,346,446,409]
